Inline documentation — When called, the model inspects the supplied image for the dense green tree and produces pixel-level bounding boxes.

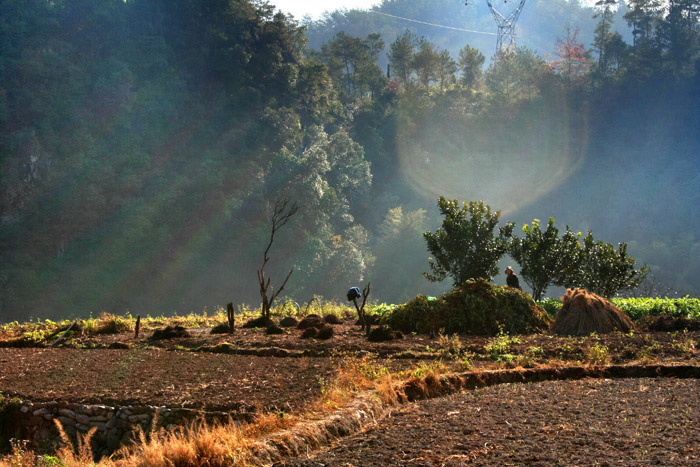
[591,0,628,80]
[458,45,485,89]
[509,218,579,301]
[294,61,342,126]
[624,0,665,77]
[659,0,700,77]
[423,198,514,286]
[625,0,664,46]
[412,39,440,88]
[388,30,417,88]
[555,231,650,298]
[318,31,387,102]
[436,50,457,90]
[485,47,551,103]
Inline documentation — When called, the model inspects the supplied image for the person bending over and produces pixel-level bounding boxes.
[505,266,522,291]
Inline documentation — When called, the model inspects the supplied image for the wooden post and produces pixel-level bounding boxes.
[227,302,235,334]
[134,315,141,338]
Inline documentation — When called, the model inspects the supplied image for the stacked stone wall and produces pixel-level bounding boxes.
[11,400,252,457]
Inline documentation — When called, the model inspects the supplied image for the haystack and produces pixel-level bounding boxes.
[553,288,635,336]
[386,279,552,336]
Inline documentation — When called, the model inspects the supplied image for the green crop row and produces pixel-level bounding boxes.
[611,296,700,321]
[538,296,700,321]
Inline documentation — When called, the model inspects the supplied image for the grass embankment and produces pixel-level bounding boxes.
[0,299,355,346]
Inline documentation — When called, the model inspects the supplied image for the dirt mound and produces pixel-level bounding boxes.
[242,316,272,328]
[279,317,299,328]
[323,314,343,325]
[553,288,635,336]
[368,325,403,342]
[298,323,333,339]
[317,325,334,340]
[298,316,324,330]
[210,323,232,334]
[150,325,190,340]
[385,279,552,336]
[638,314,700,332]
[266,324,284,335]
[108,342,131,349]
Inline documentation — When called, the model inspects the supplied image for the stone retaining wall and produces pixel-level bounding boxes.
[13,400,253,457]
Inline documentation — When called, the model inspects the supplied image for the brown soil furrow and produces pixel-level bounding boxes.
[282,377,700,466]
[248,364,700,466]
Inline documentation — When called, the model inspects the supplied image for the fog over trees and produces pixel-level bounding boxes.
[1,0,698,321]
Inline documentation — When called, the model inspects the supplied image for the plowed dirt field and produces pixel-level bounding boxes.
[282,377,700,466]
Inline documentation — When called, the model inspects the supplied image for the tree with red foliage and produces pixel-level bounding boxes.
[551,26,590,86]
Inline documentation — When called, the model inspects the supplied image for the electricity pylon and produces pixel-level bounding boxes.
[484,1,528,52]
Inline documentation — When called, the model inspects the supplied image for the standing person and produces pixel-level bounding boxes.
[505,266,522,291]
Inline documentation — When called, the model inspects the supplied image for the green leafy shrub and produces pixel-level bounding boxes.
[670,331,696,354]
[368,303,397,318]
[485,330,521,363]
[612,296,700,321]
[538,298,562,318]
[384,279,552,336]
[585,343,610,364]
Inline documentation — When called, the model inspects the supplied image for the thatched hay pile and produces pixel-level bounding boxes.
[553,288,635,336]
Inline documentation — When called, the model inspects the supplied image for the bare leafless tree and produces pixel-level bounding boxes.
[258,198,299,323]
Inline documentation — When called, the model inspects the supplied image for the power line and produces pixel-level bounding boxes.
[370,10,497,36]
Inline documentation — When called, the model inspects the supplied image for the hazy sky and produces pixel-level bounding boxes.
[272,0,381,20]
[271,0,604,20]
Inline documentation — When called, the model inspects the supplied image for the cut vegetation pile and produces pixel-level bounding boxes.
[554,288,635,336]
[385,279,552,336]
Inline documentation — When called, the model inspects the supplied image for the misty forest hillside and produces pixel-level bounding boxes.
[305,0,632,63]
[1,0,699,322]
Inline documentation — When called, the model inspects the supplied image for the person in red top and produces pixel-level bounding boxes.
[505,266,522,291]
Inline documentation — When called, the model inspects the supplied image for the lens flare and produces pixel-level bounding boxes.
[396,98,589,215]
